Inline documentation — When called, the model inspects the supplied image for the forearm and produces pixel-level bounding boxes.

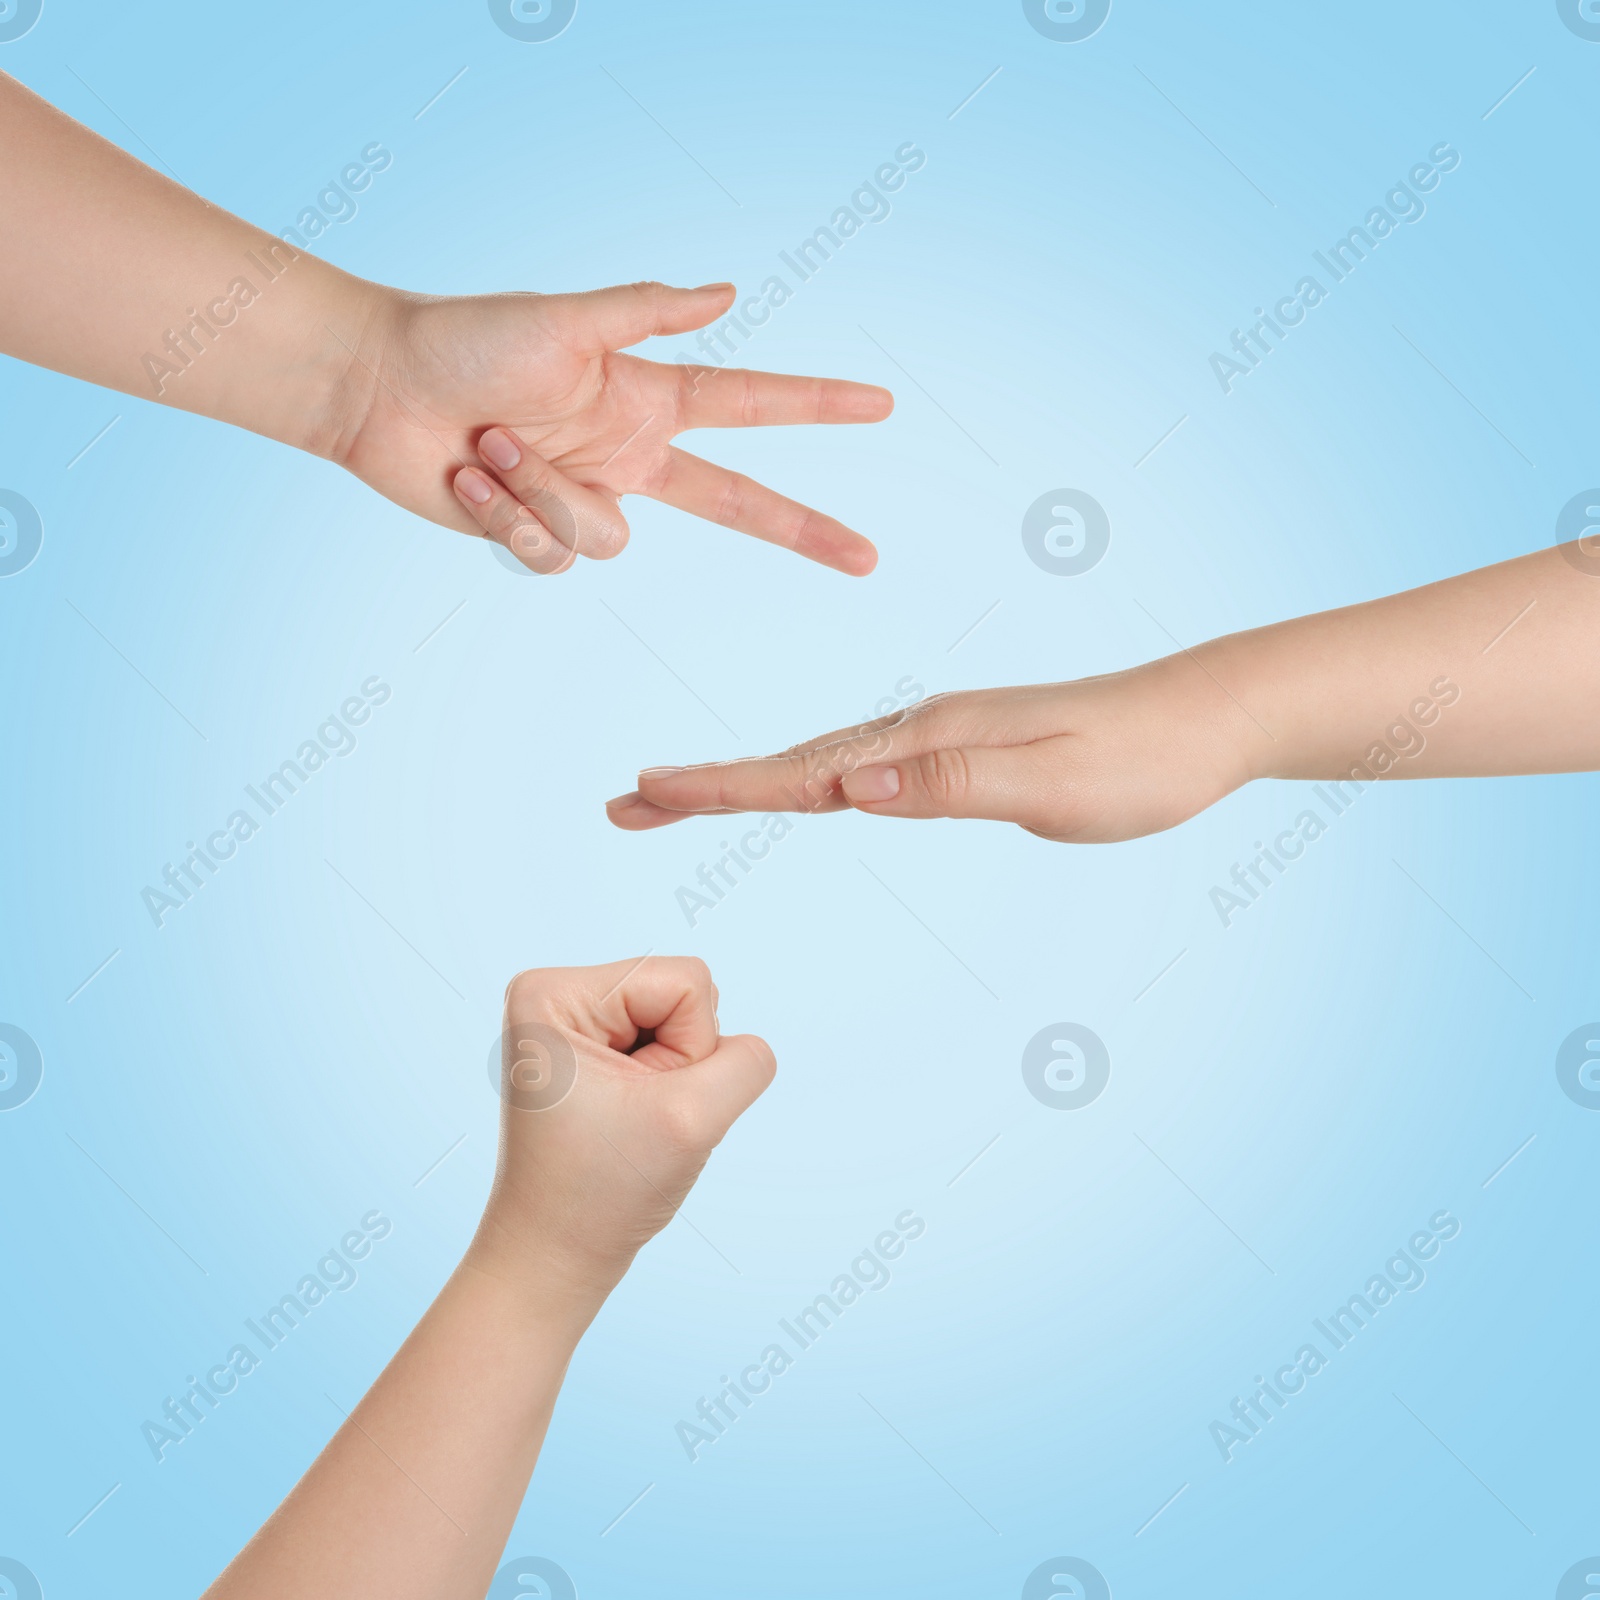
[204,953,768,1600]
[1213,543,1600,783]
[203,1240,603,1600]
[0,69,384,454]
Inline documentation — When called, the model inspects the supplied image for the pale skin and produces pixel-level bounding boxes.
[0,70,891,574]
[608,544,1600,841]
[202,957,774,1600]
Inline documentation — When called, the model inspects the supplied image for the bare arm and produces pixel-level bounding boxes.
[205,1263,588,1598]
[0,69,374,452]
[608,543,1600,841]
[0,69,892,574]
[1234,542,1600,782]
[203,958,774,1598]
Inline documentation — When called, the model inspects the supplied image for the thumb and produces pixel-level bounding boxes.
[555,279,736,352]
[661,1032,777,1146]
[840,743,1057,825]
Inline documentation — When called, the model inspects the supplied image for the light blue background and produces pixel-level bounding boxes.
[2,2,1597,1595]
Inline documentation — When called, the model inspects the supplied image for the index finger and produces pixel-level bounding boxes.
[526,956,721,1068]
[653,447,878,576]
[614,689,1062,827]
[621,706,949,825]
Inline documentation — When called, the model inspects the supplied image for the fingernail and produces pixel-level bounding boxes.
[694,281,735,293]
[606,792,642,810]
[479,430,521,471]
[639,766,685,779]
[842,765,899,803]
[455,468,493,505]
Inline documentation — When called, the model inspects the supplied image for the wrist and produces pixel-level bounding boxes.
[299,273,402,463]
[1192,627,1300,785]
[463,1210,622,1337]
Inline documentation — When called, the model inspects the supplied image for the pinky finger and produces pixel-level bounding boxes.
[454,466,577,575]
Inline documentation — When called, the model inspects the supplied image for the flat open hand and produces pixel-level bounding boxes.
[606,653,1269,844]
[335,280,892,574]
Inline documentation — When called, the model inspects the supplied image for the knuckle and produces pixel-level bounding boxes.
[786,508,816,551]
[666,954,713,989]
[654,1090,707,1154]
[504,967,550,1012]
[737,371,760,427]
[920,746,971,810]
[630,280,665,319]
[509,451,557,497]
[712,473,747,529]
[487,495,529,537]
